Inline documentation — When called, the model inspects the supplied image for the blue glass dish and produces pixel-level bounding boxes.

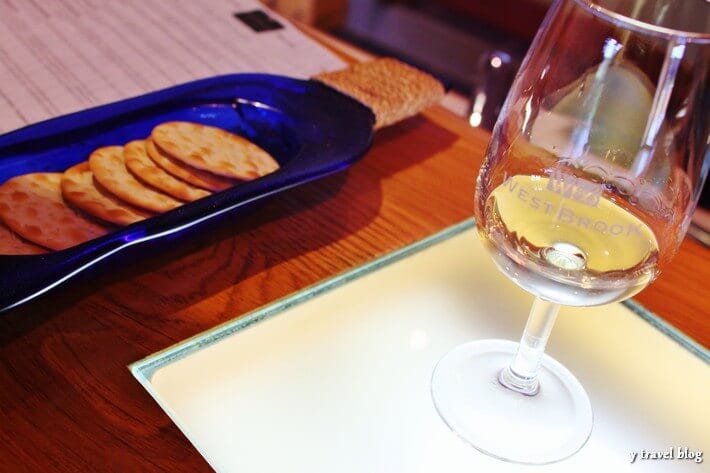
[0,74,375,312]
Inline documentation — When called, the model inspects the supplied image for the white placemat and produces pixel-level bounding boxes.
[132,224,708,473]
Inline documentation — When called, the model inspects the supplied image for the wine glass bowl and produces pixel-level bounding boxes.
[432,0,709,465]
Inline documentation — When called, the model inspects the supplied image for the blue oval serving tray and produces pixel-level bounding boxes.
[0,74,375,312]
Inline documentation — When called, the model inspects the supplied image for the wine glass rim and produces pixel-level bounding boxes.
[571,0,710,43]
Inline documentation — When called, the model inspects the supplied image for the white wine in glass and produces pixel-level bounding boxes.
[431,0,709,465]
[482,174,660,306]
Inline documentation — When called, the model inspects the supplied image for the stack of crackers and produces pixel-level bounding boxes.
[0,122,279,254]
[314,58,445,129]
[0,58,445,257]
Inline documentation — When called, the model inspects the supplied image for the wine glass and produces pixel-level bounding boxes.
[431,0,709,464]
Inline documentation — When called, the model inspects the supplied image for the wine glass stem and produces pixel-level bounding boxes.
[499,298,560,396]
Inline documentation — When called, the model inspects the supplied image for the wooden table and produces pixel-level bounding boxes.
[1,41,707,473]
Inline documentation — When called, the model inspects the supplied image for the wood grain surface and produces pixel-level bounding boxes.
[0,74,707,473]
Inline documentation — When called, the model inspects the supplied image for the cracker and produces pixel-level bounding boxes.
[89,146,183,213]
[151,122,280,180]
[0,173,107,250]
[146,138,235,192]
[314,57,445,129]
[0,222,47,255]
[124,140,211,202]
[61,161,153,226]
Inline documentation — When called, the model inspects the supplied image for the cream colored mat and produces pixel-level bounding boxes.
[132,225,707,473]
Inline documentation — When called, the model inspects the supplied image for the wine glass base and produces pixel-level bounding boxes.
[431,339,593,465]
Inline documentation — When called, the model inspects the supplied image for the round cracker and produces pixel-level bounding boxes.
[89,146,182,213]
[61,161,153,226]
[151,122,280,180]
[146,138,236,192]
[0,173,107,251]
[124,140,211,202]
[0,222,47,255]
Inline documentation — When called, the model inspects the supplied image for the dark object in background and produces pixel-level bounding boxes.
[336,0,532,130]
[468,49,518,130]
[699,178,710,210]
[431,0,549,40]
[689,179,710,246]
[234,10,284,32]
